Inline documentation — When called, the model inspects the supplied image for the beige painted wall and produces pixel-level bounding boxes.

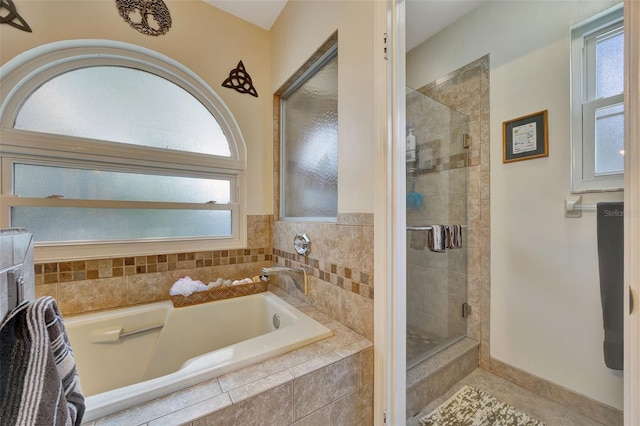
[407,0,624,409]
[270,0,375,215]
[0,0,272,215]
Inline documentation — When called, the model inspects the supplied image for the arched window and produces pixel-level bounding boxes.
[0,40,247,261]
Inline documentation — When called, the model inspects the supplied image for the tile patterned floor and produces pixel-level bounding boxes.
[407,368,609,426]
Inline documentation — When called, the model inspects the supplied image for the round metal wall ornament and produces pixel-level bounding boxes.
[115,0,172,37]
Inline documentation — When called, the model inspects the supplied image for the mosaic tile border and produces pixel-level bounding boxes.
[274,249,374,300]
[35,248,273,285]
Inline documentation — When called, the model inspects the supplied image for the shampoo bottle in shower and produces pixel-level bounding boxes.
[406,127,416,163]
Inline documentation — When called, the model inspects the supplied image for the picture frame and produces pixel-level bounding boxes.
[502,110,548,163]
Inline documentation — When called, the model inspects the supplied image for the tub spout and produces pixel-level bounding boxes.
[261,266,308,295]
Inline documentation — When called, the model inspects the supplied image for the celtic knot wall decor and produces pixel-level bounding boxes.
[222,61,259,98]
[115,0,172,36]
[1,0,32,32]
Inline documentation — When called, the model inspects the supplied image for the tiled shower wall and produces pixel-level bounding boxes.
[410,56,490,357]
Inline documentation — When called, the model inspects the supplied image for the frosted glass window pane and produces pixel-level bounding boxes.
[596,30,624,98]
[282,53,338,218]
[14,66,231,156]
[595,103,624,175]
[12,207,231,242]
[14,164,230,203]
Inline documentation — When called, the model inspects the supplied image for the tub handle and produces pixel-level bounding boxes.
[120,324,164,338]
[90,323,164,343]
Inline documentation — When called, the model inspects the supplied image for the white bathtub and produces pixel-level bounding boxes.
[64,291,333,422]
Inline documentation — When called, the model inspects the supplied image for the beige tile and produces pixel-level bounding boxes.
[335,339,373,360]
[147,393,231,426]
[291,405,331,426]
[492,380,569,426]
[461,367,505,394]
[289,353,342,378]
[293,356,359,420]
[228,369,294,403]
[94,380,224,425]
[547,383,622,426]
[489,358,548,396]
[193,382,293,426]
[330,383,373,426]
[218,350,308,392]
[126,271,179,306]
[57,277,127,315]
[359,348,374,386]
[563,410,609,426]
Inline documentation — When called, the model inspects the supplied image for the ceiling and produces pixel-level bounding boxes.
[203,0,485,52]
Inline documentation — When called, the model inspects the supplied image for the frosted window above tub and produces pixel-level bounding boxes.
[0,40,247,261]
[14,66,231,157]
[279,43,338,221]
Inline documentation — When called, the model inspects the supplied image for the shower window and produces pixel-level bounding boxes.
[0,41,247,261]
[280,44,338,221]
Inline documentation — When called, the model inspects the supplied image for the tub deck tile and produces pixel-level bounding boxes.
[147,393,231,426]
[228,369,295,403]
[93,379,224,426]
[218,350,308,392]
[335,339,374,359]
[289,352,343,378]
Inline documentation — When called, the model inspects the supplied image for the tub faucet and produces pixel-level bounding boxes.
[261,266,308,295]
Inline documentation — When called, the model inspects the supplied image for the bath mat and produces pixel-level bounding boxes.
[419,385,545,426]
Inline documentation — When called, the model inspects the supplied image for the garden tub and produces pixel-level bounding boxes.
[64,291,332,422]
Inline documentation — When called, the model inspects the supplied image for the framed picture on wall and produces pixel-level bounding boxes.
[502,110,548,163]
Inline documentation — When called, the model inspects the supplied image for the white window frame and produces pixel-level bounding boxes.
[571,4,624,193]
[0,40,247,262]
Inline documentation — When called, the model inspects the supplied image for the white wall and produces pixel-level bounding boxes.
[407,0,624,409]
[270,0,375,214]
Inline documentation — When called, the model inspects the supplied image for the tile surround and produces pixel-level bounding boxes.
[35,213,375,321]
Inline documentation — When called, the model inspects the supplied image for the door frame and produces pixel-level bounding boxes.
[624,1,640,424]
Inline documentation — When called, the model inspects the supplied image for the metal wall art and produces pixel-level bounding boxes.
[115,0,172,36]
[1,0,32,33]
[222,61,259,97]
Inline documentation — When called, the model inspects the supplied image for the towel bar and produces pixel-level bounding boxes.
[406,225,468,231]
[565,195,615,218]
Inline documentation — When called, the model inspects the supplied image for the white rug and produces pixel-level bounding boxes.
[419,385,546,426]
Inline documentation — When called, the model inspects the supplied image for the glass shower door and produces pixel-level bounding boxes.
[405,87,469,369]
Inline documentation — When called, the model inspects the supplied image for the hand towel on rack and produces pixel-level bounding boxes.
[445,225,463,249]
[597,202,624,370]
[0,296,85,426]
[427,225,446,252]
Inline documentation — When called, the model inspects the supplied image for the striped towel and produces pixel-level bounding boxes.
[445,225,463,249]
[427,225,446,252]
[0,296,84,426]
